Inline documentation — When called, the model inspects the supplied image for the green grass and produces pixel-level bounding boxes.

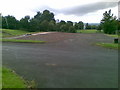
[2,39,46,43]
[105,34,119,38]
[1,29,33,38]
[96,43,119,49]
[2,67,27,88]
[1,29,46,43]
[77,29,100,33]
[0,32,2,37]
[0,67,2,89]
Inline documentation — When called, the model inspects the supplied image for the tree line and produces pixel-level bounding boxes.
[2,10,98,33]
[2,9,119,34]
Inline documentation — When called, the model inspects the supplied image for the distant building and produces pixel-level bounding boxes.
[118,1,120,21]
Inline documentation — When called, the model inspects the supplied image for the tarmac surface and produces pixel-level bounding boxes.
[2,33,118,88]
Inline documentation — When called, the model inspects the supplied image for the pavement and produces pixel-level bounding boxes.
[2,33,118,88]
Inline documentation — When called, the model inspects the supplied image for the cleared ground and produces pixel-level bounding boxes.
[3,32,118,88]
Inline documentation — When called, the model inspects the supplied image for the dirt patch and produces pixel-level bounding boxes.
[16,32,113,44]
[16,32,80,43]
[32,32,54,35]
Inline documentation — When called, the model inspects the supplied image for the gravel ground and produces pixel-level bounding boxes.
[16,32,114,43]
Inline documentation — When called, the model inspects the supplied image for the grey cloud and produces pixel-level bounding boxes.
[52,2,118,16]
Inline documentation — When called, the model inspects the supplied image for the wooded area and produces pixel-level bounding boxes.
[1,9,120,34]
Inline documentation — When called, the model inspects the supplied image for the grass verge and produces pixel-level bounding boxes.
[2,67,27,88]
[1,29,39,38]
[1,29,31,38]
[96,43,119,49]
[77,29,101,33]
[0,67,1,89]
[105,34,119,38]
[2,39,46,43]
[2,67,36,88]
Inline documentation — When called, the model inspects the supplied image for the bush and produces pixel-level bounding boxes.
[60,25,68,32]
[69,26,76,33]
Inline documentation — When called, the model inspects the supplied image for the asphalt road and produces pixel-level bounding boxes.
[2,33,118,88]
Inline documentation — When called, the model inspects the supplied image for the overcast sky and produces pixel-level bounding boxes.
[0,0,119,23]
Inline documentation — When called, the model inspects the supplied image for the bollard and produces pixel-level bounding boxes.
[114,38,118,43]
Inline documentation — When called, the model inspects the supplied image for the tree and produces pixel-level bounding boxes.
[2,10,84,33]
[19,15,30,30]
[48,20,56,31]
[2,16,8,29]
[34,11,42,20]
[29,10,55,32]
[0,14,1,28]
[60,24,68,32]
[101,9,117,34]
[40,20,49,31]
[59,20,66,25]
[85,23,91,29]
[28,12,42,32]
[90,25,97,29]
[74,21,84,30]
[74,22,79,30]
[55,23,60,32]
[57,20,66,32]
[66,21,73,32]
[41,10,55,22]
[66,21,73,26]
[2,15,19,29]
[69,26,76,33]
[97,25,102,32]
[78,21,84,29]
[118,21,120,31]
[29,18,39,32]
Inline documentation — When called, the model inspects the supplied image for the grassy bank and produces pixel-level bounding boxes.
[0,67,1,89]
[1,29,31,38]
[96,43,119,49]
[1,29,39,38]
[105,34,119,38]
[2,67,27,88]
[77,29,101,33]
[2,39,46,43]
